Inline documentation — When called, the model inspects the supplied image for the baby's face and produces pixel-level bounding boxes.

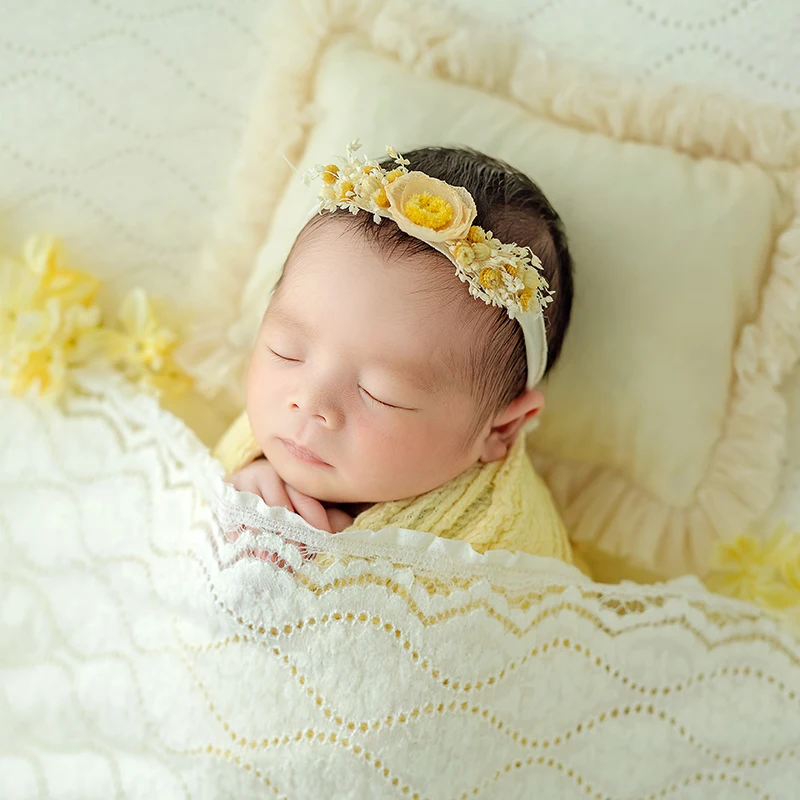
[246,221,489,504]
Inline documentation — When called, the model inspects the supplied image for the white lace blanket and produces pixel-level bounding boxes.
[2,374,799,800]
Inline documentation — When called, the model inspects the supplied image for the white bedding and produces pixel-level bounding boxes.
[1,372,799,799]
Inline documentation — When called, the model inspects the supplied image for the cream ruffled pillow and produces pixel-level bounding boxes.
[180,0,800,582]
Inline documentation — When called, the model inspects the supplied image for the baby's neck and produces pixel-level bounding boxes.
[326,500,373,517]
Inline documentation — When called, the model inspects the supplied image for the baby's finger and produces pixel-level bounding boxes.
[257,470,295,512]
[326,507,355,533]
[284,485,332,533]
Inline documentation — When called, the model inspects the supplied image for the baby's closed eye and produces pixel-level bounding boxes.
[358,385,417,411]
[268,346,303,363]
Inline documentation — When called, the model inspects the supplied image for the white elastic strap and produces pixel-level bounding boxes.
[429,240,547,389]
[521,311,547,389]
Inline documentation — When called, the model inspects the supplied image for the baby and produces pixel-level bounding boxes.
[216,142,574,561]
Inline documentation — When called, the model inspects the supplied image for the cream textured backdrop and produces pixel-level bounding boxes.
[442,0,800,110]
[2,0,800,525]
[2,0,798,305]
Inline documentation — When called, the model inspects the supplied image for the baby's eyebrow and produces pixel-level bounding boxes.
[385,359,441,395]
[265,309,316,338]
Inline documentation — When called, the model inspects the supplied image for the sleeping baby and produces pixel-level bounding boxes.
[214,142,574,563]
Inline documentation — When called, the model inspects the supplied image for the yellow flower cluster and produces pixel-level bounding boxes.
[311,142,415,224]
[308,143,552,321]
[448,225,546,316]
[706,526,800,630]
[0,235,190,400]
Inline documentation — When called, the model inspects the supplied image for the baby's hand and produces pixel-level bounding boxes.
[226,459,352,533]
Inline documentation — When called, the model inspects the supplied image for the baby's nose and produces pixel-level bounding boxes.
[290,393,343,429]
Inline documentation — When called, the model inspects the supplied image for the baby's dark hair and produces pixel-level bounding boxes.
[302,146,573,422]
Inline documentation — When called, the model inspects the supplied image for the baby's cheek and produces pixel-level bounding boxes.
[356,417,435,478]
[247,358,283,431]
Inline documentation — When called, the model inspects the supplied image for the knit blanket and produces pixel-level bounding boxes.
[2,372,799,799]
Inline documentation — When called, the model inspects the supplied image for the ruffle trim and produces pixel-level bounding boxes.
[176,0,800,580]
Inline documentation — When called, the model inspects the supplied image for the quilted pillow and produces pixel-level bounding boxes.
[180,0,800,581]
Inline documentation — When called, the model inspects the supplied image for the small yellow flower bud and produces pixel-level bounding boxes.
[467,225,486,243]
[321,164,339,184]
[385,169,404,184]
[452,242,474,267]
[373,187,390,208]
[479,268,501,290]
[359,175,382,197]
[337,180,354,201]
[519,288,534,310]
[470,242,491,261]
[521,265,540,288]
[504,262,518,277]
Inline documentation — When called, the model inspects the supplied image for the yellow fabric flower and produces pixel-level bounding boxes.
[10,347,65,397]
[756,581,800,611]
[24,236,98,308]
[707,526,800,620]
[385,172,476,243]
[707,535,772,601]
[0,237,102,399]
[782,546,800,591]
[0,236,190,400]
[118,289,176,369]
[8,307,98,397]
[99,289,189,396]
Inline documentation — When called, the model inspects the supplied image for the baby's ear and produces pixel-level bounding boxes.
[478,389,544,463]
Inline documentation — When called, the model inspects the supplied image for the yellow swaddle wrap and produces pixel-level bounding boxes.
[214,410,572,564]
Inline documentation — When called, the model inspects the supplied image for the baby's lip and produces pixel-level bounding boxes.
[279,438,332,468]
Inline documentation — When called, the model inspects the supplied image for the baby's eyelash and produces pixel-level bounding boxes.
[359,386,415,411]
[268,348,301,363]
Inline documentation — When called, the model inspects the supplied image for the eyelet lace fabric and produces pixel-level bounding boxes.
[1,371,799,799]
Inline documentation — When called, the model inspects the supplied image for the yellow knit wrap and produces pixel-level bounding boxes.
[214,411,572,564]
[214,410,265,478]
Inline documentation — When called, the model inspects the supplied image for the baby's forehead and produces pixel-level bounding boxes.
[272,218,481,379]
[280,214,453,306]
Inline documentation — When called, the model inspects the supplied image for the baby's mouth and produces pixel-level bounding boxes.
[279,438,332,468]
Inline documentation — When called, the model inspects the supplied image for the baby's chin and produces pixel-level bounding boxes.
[264,446,358,504]
[265,448,414,506]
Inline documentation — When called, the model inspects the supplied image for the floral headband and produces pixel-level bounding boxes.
[306,142,552,388]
